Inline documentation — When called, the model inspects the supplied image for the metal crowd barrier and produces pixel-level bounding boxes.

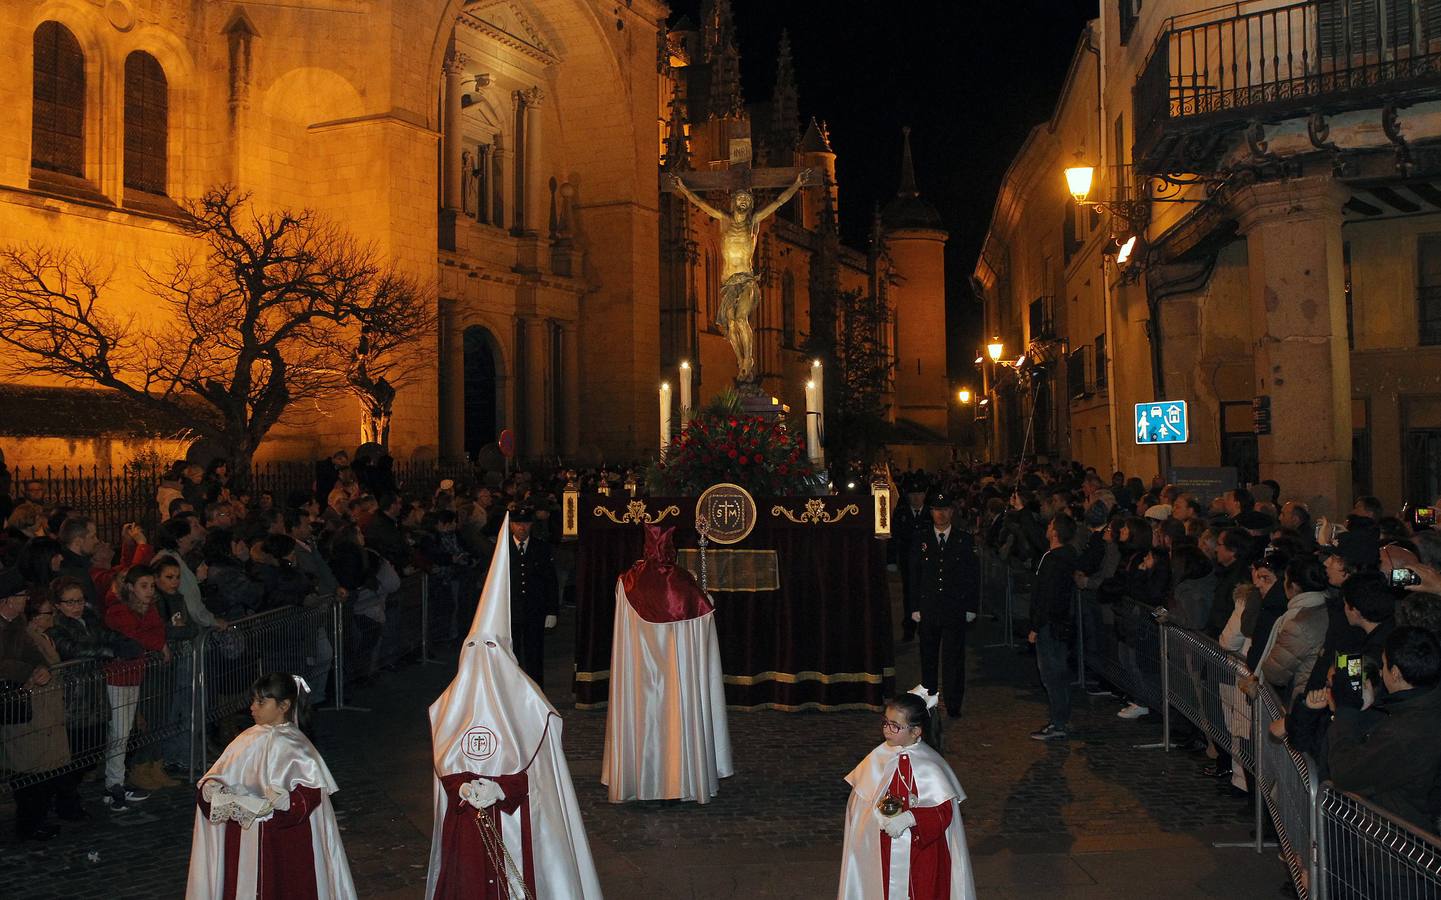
[1076,590,1441,899]
[2,571,442,793]
[1318,786,1441,900]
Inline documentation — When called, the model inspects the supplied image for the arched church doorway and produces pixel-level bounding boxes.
[463,326,499,458]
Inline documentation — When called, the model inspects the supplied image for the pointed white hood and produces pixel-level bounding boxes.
[429,514,557,777]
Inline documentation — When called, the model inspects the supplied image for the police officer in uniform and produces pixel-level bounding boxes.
[908,490,980,718]
[507,505,559,688]
[891,475,932,642]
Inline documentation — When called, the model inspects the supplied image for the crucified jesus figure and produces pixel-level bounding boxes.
[666,169,813,387]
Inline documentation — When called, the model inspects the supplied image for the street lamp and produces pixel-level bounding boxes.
[958,388,972,405]
[986,339,1004,363]
[1064,166,1095,204]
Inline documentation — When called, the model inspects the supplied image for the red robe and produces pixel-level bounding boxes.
[196,786,323,900]
[431,772,534,900]
[879,754,954,900]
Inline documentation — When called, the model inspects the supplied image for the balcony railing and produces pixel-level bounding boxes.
[1134,0,1441,172]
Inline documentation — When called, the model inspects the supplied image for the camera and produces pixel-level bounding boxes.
[1391,567,1423,588]
[1416,506,1437,528]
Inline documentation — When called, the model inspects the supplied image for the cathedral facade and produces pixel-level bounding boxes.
[0,0,950,470]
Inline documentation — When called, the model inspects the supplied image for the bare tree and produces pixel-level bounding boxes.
[0,187,433,472]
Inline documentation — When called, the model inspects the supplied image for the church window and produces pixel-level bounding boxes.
[781,272,797,347]
[32,22,86,178]
[124,51,168,195]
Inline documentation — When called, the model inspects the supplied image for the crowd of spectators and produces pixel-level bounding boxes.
[894,460,1441,840]
[0,448,583,841]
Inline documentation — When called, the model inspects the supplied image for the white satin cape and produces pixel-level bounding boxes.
[185,722,356,900]
[425,513,603,899]
[601,578,733,803]
[837,741,976,900]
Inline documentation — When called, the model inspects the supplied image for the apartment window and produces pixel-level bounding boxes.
[1417,234,1441,345]
[1094,333,1108,389]
[1119,0,1142,45]
[124,52,168,195]
[32,22,85,178]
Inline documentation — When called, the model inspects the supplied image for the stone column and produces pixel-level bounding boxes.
[523,86,546,237]
[441,52,468,213]
[1232,177,1352,517]
[525,316,550,457]
[438,300,465,460]
[561,320,580,456]
[494,134,512,231]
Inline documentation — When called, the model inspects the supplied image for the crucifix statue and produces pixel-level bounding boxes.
[663,137,817,389]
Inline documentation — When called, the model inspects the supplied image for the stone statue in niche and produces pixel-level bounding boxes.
[461,149,479,218]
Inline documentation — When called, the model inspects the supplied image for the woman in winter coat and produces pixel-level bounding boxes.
[1167,545,1218,632]
[1,582,71,840]
[1258,556,1332,702]
[49,575,141,783]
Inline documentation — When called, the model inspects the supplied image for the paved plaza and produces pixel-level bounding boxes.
[1,583,1284,899]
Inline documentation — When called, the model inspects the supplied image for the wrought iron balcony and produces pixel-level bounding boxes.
[1133,0,1441,174]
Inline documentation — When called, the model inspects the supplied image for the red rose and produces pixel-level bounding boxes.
[778,464,789,475]
[728,449,738,459]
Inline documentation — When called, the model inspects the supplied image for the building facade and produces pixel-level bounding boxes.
[0,0,951,472]
[975,0,1441,516]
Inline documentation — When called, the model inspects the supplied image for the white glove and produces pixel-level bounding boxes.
[965,611,977,623]
[910,611,921,623]
[874,808,916,839]
[544,614,558,629]
[459,778,505,810]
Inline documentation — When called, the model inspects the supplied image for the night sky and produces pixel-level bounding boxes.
[666,0,1099,381]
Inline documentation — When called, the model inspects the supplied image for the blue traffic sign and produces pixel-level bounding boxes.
[1135,401,1189,445]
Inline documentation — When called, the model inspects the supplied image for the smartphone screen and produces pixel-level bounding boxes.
[1333,651,1365,708]
[1417,507,1437,527]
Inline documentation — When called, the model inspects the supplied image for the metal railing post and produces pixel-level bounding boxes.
[1254,695,1265,854]
[189,632,203,783]
[1073,587,1087,688]
[1308,757,1324,900]
[1160,620,1171,752]
[197,634,210,773]
[985,565,1016,649]
[332,598,370,713]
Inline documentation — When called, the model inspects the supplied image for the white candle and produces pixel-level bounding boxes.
[805,380,822,465]
[679,361,692,423]
[660,382,672,458]
[811,359,825,436]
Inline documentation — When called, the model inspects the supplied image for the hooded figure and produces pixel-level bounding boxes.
[602,524,732,803]
[425,514,602,900]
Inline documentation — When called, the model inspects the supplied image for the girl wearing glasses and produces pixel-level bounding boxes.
[838,688,976,899]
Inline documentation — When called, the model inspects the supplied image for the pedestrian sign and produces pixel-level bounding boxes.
[1134,401,1189,445]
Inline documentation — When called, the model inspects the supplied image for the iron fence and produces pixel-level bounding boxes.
[6,459,488,545]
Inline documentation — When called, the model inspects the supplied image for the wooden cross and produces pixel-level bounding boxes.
[660,138,818,195]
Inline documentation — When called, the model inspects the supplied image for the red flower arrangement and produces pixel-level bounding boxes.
[651,412,816,496]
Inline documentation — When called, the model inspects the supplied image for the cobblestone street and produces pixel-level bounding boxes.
[2,579,1283,898]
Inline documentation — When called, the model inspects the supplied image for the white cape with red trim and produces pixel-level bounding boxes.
[837,741,975,900]
[424,514,602,899]
[185,722,355,900]
[601,578,732,803]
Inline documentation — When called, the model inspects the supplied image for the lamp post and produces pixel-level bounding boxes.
[985,339,1003,461]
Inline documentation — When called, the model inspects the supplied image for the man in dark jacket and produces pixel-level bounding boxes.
[909,491,979,718]
[508,506,559,689]
[892,477,931,642]
[1028,514,1079,741]
[1327,626,1441,832]
[1207,528,1252,638]
[55,516,99,610]
[364,493,410,573]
